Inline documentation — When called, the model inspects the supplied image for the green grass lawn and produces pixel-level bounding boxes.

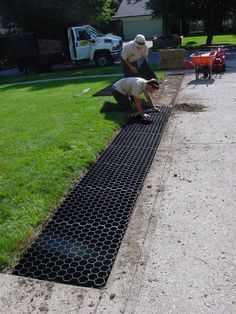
[0,76,130,269]
[0,71,164,270]
[182,34,236,48]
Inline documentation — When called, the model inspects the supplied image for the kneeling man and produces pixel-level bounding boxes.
[100,77,160,119]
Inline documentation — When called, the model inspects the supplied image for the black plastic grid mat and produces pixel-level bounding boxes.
[13,106,172,288]
[98,145,156,168]
[124,107,171,134]
[111,131,162,149]
[14,185,137,287]
[79,161,149,191]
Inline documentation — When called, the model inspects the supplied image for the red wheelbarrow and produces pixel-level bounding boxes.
[191,50,217,79]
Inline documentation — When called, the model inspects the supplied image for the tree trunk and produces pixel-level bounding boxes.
[162,13,169,36]
[206,32,214,46]
[205,10,221,46]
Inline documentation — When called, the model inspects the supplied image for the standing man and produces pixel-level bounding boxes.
[100,77,160,119]
[121,34,148,77]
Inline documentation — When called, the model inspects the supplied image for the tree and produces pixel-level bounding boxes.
[190,0,236,45]
[145,0,190,36]
[110,0,122,10]
[144,0,236,45]
[0,0,114,34]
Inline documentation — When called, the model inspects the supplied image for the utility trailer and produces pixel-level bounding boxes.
[0,26,123,74]
[0,32,65,74]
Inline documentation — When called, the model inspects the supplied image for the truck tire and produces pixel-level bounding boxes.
[94,52,113,67]
[25,62,40,75]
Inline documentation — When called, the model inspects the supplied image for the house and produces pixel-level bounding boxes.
[113,0,162,40]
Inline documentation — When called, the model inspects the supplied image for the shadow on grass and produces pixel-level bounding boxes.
[185,41,198,46]
[0,64,161,93]
[102,111,130,128]
[93,82,115,97]
[0,64,123,88]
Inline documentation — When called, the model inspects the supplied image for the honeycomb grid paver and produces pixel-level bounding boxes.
[13,107,171,288]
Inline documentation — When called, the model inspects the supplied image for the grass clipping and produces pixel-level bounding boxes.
[159,49,185,70]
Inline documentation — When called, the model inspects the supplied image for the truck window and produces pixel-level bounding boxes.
[86,26,103,38]
[79,30,90,41]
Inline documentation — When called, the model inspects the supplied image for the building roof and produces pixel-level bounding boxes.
[114,0,152,18]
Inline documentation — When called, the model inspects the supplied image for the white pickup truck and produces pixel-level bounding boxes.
[68,25,123,67]
[0,25,123,74]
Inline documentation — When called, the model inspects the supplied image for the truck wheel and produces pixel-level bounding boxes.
[25,62,39,75]
[95,52,112,67]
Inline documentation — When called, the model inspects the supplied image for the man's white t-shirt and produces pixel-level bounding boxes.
[113,77,149,98]
[121,41,148,63]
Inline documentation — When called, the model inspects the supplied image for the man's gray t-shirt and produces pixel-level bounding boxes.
[113,77,148,97]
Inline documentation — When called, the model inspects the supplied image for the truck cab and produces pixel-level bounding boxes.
[67,25,123,66]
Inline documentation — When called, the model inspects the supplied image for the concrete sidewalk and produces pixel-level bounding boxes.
[1,65,236,313]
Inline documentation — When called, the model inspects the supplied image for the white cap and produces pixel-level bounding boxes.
[135,34,146,46]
